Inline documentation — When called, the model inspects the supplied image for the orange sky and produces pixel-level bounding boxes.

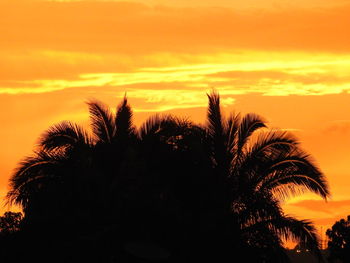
[1,0,350,248]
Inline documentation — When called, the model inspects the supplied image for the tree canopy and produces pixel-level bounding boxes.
[327,215,350,262]
[0,211,22,235]
[4,92,330,263]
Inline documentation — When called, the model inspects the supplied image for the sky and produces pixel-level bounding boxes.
[1,0,350,248]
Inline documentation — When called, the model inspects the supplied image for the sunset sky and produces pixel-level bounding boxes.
[1,0,350,247]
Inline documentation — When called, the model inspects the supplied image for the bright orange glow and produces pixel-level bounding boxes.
[1,0,350,248]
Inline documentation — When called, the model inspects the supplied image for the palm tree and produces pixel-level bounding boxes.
[5,96,196,234]
[199,91,330,262]
[5,96,195,262]
[5,96,136,222]
[5,92,330,262]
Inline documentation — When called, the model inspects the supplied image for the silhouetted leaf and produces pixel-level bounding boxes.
[87,100,115,143]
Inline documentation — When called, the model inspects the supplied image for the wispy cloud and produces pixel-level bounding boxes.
[2,52,350,106]
[323,120,350,135]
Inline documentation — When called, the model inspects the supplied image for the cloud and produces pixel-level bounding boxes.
[323,120,350,135]
[3,55,350,98]
[209,70,350,86]
[289,199,350,214]
[40,0,350,11]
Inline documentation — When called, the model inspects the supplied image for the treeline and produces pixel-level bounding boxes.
[1,93,330,263]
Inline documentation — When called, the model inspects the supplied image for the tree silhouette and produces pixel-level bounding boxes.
[326,215,350,262]
[195,92,330,262]
[6,97,136,221]
[4,93,330,263]
[0,212,23,263]
[0,211,22,235]
[5,96,142,262]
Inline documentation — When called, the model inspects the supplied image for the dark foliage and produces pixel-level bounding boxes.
[0,211,22,235]
[326,215,350,262]
[3,93,329,263]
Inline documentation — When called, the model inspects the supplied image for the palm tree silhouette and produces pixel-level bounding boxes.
[4,93,330,262]
[197,91,330,261]
[5,97,196,256]
[6,97,136,222]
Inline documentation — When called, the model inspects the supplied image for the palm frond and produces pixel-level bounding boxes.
[87,100,115,143]
[237,113,266,152]
[250,130,299,155]
[236,191,282,228]
[225,112,241,156]
[206,91,224,139]
[139,114,176,140]
[206,91,229,171]
[5,151,65,209]
[243,213,322,258]
[272,216,323,260]
[39,121,92,152]
[257,151,330,200]
[240,130,299,172]
[235,130,299,188]
[115,95,135,140]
